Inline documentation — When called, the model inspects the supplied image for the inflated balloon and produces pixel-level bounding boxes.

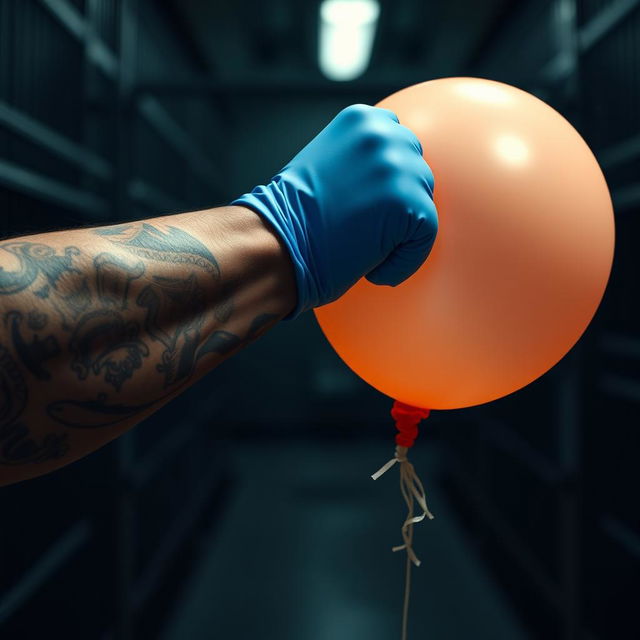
[315,77,614,410]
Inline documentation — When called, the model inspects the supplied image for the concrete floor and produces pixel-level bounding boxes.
[161,438,529,640]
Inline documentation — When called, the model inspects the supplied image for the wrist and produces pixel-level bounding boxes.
[231,185,317,318]
[200,205,297,320]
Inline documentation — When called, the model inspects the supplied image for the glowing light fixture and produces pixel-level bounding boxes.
[319,0,380,82]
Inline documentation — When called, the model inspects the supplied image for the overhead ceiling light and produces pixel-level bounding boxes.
[319,0,380,82]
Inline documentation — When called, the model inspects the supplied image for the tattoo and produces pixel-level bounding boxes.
[213,280,234,323]
[0,242,70,295]
[137,274,206,387]
[94,253,145,309]
[195,313,279,362]
[0,345,27,427]
[47,393,157,428]
[48,312,279,430]
[5,311,60,380]
[27,310,47,330]
[197,330,241,358]
[0,345,68,465]
[0,243,91,326]
[95,223,221,278]
[69,310,150,390]
[0,222,280,445]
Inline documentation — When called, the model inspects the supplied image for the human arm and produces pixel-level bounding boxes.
[0,103,437,487]
[0,206,296,486]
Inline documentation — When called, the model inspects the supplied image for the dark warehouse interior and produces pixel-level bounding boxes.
[0,0,639,639]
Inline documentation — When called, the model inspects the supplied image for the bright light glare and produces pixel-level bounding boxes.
[319,0,380,82]
[495,134,530,167]
[456,81,512,105]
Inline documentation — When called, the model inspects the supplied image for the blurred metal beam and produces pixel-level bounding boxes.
[39,0,85,38]
[599,373,640,402]
[132,463,227,609]
[130,422,196,488]
[578,0,640,52]
[612,183,640,211]
[464,0,522,70]
[128,179,188,213]
[39,0,118,78]
[477,418,563,485]
[0,158,109,218]
[112,1,138,637]
[541,0,579,91]
[136,79,405,98]
[599,332,640,359]
[556,350,582,640]
[0,520,90,624]
[158,0,212,72]
[137,95,222,191]
[42,0,221,195]
[599,133,640,169]
[543,0,640,82]
[451,464,563,610]
[601,514,640,559]
[0,101,112,180]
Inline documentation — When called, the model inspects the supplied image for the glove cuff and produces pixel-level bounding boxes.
[230,182,316,319]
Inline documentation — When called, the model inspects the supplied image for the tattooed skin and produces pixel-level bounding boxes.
[5,310,60,380]
[69,310,150,390]
[196,313,278,360]
[197,330,241,358]
[0,242,77,295]
[94,253,145,310]
[95,222,233,322]
[0,243,91,327]
[0,220,281,473]
[0,344,68,465]
[137,273,206,387]
[95,223,221,277]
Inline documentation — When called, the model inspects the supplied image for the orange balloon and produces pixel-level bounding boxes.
[314,77,614,410]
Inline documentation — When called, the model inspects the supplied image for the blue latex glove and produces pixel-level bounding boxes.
[231,104,438,318]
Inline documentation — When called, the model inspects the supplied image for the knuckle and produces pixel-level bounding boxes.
[381,148,407,177]
[339,103,373,123]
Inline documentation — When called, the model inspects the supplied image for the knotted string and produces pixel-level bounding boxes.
[371,401,433,640]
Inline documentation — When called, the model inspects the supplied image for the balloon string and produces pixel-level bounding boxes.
[371,446,434,640]
[371,445,434,566]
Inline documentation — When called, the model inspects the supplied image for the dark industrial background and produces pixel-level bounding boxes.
[0,0,638,639]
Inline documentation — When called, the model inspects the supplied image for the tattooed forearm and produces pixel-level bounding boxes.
[94,223,221,277]
[137,273,206,387]
[195,313,279,360]
[0,243,91,328]
[94,222,233,322]
[0,206,294,483]
[94,252,145,309]
[0,344,68,465]
[69,310,149,390]
[5,310,60,380]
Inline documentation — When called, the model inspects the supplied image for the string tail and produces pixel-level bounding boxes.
[370,400,433,640]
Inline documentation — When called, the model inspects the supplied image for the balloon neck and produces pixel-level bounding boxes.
[391,400,430,448]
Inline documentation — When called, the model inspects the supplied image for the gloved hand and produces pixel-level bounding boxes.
[231,103,438,319]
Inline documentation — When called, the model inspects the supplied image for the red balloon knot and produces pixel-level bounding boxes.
[391,400,430,448]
